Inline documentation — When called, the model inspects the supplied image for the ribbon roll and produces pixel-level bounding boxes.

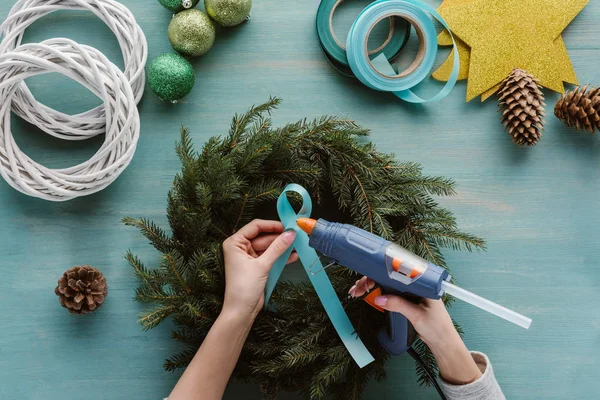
[265,184,374,368]
[346,0,460,103]
[317,0,410,77]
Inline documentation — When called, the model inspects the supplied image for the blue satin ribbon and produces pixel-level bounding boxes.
[264,184,375,368]
[316,0,410,77]
[346,0,460,103]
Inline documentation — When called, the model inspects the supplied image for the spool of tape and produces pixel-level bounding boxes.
[346,0,459,103]
[317,0,410,77]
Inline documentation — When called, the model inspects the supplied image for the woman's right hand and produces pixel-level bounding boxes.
[349,277,483,385]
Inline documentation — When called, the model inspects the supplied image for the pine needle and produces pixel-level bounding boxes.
[122,99,486,399]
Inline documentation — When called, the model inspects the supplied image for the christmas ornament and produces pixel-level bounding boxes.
[158,0,200,13]
[555,85,600,132]
[204,0,252,27]
[0,39,140,201]
[147,53,196,102]
[439,0,588,101]
[432,0,471,82]
[124,98,485,399]
[498,69,546,146]
[432,0,577,103]
[168,9,215,57]
[432,0,500,101]
[55,265,108,315]
[0,0,147,139]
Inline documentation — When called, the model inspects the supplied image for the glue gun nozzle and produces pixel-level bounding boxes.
[297,218,317,235]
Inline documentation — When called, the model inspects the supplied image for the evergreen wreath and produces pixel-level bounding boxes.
[123,98,485,399]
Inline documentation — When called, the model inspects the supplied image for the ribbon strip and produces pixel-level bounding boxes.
[345,0,460,103]
[264,184,375,368]
[316,0,410,77]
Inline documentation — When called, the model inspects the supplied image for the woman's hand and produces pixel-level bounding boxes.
[222,219,297,319]
[349,277,482,385]
[168,220,297,400]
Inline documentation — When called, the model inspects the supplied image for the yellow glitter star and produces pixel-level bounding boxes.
[433,0,472,82]
[432,0,513,100]
[438,0,587,101]
[434,28,576,102]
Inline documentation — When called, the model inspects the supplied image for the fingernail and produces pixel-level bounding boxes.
[283,230,296,244]
[374,296,388,306]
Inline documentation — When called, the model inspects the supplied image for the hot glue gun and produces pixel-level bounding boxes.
[296,218,532,356]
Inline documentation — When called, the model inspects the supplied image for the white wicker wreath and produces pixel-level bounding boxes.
[0,39,140,201]
[0,0,147,140]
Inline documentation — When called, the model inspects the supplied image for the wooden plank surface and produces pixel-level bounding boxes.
[0,0,598,399]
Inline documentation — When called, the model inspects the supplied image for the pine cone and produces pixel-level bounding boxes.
[55,265,108,315]
[498,68,546,146]
[554,85,600,132]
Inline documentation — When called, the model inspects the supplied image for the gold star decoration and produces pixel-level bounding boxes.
[433,0,500,101]
[432,0,472,82]
[434,0,587,102]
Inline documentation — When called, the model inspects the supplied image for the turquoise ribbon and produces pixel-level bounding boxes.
[346,0,460,103]
[264,184,375,368]
[316,0,410,77]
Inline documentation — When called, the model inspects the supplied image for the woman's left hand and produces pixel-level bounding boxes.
[222,219,298,319]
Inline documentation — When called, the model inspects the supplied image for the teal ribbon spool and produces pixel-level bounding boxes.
[264,184,375,368]
[317,0,410,77]
[346,0,460,103]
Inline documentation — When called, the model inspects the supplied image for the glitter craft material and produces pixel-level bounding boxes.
[438,0,588,101]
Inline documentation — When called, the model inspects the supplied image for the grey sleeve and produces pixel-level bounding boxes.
[439,352,506,400]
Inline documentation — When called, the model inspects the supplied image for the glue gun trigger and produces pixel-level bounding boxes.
[363,286,385,313]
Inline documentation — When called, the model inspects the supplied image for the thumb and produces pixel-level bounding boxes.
[375,295,422,324]
[259,230,296,266]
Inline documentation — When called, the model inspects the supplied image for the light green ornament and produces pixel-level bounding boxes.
[147,53,196,103]
[168,9,216,57]
[158,0,200,13]
[204,0,252,27]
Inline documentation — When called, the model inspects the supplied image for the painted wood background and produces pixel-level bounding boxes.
[0,0,598,399]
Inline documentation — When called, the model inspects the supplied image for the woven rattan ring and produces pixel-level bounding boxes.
[0,39,140,201]
[0,0,147,140]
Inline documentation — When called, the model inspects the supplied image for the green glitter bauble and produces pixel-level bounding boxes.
[205,0,252,27]
[158,0,201,13]
[168,9,216,57]
[147,53,196,103]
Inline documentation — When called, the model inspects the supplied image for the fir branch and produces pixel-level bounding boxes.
[123,99,486,399]
[233,193,249,233]
[138,305,175,330]
[165,349,197,372]
[348,166,373,232]
[176,125,196,163]
[164,253,191,293]
[122,217,172,253]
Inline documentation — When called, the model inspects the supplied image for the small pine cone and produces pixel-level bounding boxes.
[55,265,108,315]
[554,85,600,132]
[498,68,546,146]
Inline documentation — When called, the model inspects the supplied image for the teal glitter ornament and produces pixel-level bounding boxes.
[168,9,216,57]
[147,53,196,103]
[204,0,252,27]
[158,0,200,13]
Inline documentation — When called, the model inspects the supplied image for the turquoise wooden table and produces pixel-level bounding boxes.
[0,0,598,399]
